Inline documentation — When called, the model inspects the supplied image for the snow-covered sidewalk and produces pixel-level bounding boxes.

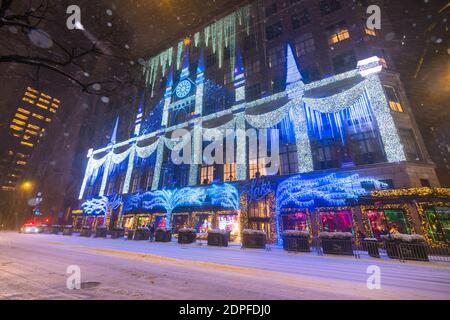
[0,232,449,299]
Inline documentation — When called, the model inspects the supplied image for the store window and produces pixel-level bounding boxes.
[320,0,342,15]
[249,158,268,179]
[173,214,189,233]
[367,209,411,239]
[424,207,450,242]
[399,128,422,161]
[193,213,212,233]
[266,21,283,41]
[384,86,403,112]
[332,50,357,74]
[245,59,260,77]
[200,164,214,184]
[279,144,298,175]
[265,3,277,17]
[294,33,315,57]
[248,195,273,241]
[144,167,154,191]
[154,216,167,229]
[281,210,309,231]
[123,216,135,230]
[223,163,236,181]
[267,45,285,68]
[327,21,350,45]
[365,27,377,36]
[348,131,386,165]
[319,210,353,233]
[291,9,310,29]
[130,171,141,193]
[137,215,151,228]
[218,214,239,234]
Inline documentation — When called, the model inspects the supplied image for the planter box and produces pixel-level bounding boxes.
[283,236,310,252]
[80,226,92,237]
[321,238,353,255]
[62,225,73,236]
[178,231,196,244]
[51,225,62,234]
[242,233,266,249]
[384,240,429,261]
[362,239,380,258]
[111,228,124,239]
[95,226,107,238]
[134,228,150,241]
[126,230,135,240]
[207,232,229,247]
[155,229,171,242]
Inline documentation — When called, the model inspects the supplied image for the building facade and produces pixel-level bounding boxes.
[0,86,60,193]
[75,1,448,246]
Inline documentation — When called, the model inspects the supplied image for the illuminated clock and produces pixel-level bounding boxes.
[175,79,192,99]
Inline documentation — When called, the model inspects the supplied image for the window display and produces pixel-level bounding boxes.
[425,207,450,242]
[123,216,135,229]
[367,209,411,239]
[173,214,189,232]
[85,216,95,228]
[154,215,167,229]
[218,214,239,234]
[193,213,212,233]
[281,210,309,231]
[319,210,353,233]
[137,215,151,227]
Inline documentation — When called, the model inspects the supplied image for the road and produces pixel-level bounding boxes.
[0,232,449,300]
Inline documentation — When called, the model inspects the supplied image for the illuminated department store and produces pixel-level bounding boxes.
[75,4,449,246]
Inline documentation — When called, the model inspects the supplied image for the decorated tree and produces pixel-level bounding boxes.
[208,183,239,210]
[142,187,207,228]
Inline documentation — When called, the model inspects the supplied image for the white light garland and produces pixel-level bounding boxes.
[235,113,247,180]
[303,80,367,113]
[245,101,291,128]
[111,147,132,164]
[364,74,406,162]
[151,138,165,190]
[99,153,112,196]
[290,104,314,173]
[135,138,160,159]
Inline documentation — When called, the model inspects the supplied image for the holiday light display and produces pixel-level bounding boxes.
[275,173,386,245]
[79,11,414,242]
[143,5,251,93]
[80,45,407,201]
[81,196,109,215]
[208,183,240,210]
[141,187,207,228]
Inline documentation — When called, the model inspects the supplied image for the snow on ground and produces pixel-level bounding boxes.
[0,232,449,300]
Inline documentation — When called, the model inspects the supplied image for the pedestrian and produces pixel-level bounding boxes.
[149,222,155,242]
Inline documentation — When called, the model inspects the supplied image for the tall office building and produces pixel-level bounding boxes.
[0,86,60,192]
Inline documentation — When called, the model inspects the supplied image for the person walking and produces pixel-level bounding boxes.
[149,222,155,242]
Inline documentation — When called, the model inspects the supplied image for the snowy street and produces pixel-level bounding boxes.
[0,231,449,300]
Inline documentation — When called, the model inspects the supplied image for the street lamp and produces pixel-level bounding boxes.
[21,181,33,191]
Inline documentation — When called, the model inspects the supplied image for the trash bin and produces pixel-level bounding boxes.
[62,225,73,236]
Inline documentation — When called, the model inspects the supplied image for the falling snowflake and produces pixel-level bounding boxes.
[28,29,53,48]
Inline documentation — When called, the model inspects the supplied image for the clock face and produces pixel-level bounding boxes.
[175,80,192,99]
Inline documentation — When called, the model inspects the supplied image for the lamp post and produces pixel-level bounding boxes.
[10,181,34,229]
